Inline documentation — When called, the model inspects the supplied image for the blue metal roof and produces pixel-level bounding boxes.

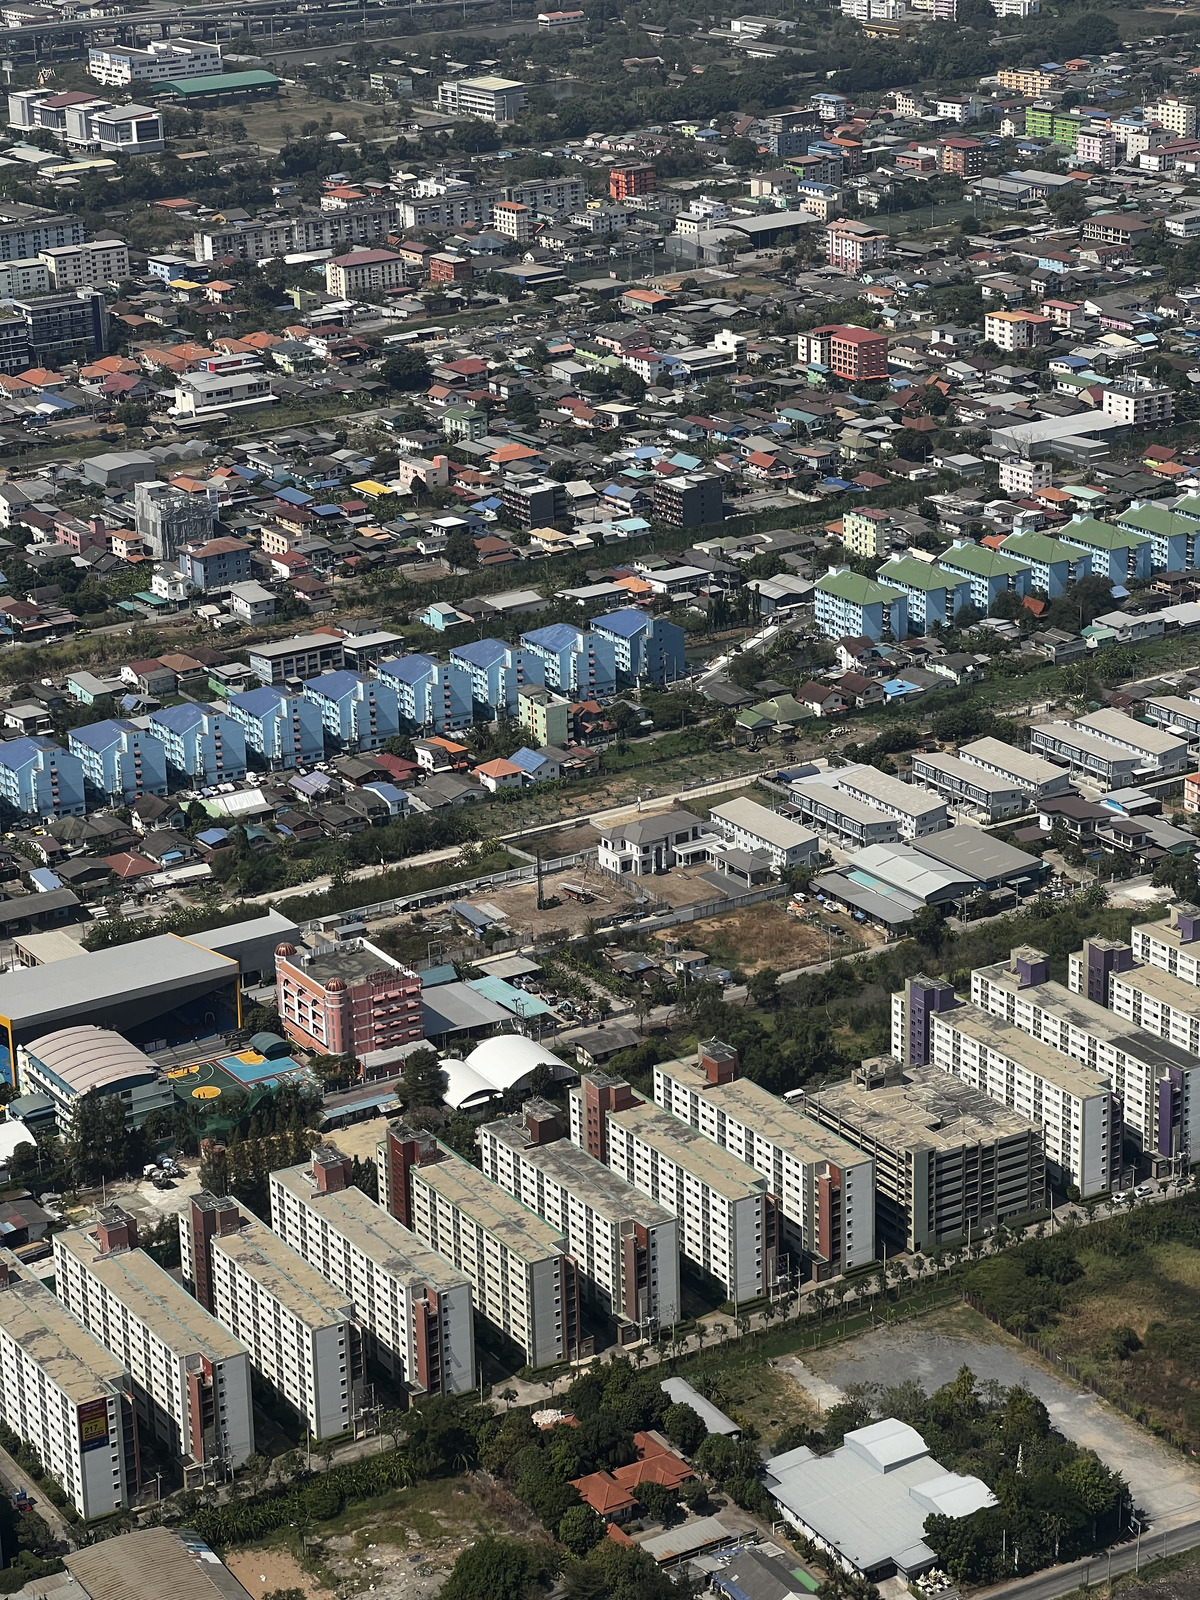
[523,623,583,651]
[151,703,207,733]
[0,736,53,768]
[303,670,362,699]
[452,638,509,669]
[231,686,288,717]
[69,718,131,752]
[507,747,546,773]
[592,608,647,639]
[379,653,436,685]
[274,487,314,506]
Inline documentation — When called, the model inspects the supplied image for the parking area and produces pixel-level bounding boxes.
[802,1306,1200,1527]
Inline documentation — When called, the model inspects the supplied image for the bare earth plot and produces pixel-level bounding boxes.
[801,1305,1200,1527]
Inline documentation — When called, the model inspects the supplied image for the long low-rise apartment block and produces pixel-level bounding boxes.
[1139,694,1200,741]
[908,751,1030,821]
[957,737,1072,801]
[834,764,949,838]
[652,1041,876,1277]
[1132,901,1200,987]
[973,946,1200,1166]
[801,1058,1045,1252]
[54,1207,254,1471]
[270,1148,476,1396]
[179,1194,362,1441]
[789,776,899,849]
[0,1249,136,1519]
[892,975,1119,1195]
[569,1072,768,1303]
[478,1100,680,1334]
[379,1122,581,1368]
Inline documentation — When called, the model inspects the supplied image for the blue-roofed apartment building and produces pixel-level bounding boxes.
[520,624,617,698]
[0,737,85,818]
[449,639,544,718]
[303,671,399,751]
[1056,515,1152,582]
[228,687,325,769]
[589,609,686,685]
[377,653,473,733]
[68,719,169,802]
[998,531,1092,598]
[147,703,247,785]
[1114,502,1198,572]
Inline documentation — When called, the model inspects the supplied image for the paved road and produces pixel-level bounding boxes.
[0,1438,75,1551]
[977,1521,1200,1600]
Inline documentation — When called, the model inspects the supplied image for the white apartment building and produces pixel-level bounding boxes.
[569,1075,767,1303]
[991,0,1040,14]
[1132,902,1200,987]
[325,249,407,298]
[1101,380,1174,427]
[707,796,819,874]
[53,1208,254,1472]
[789,777,899,850]
[923,1004,1116,1196]
[503,177,586,213]
[958,737,1072,802]
[1071,708,1188,776]
[171,370,276,421]
[973,946,1200,1167]
[477,1101,680,1331]
[436,75,526,122]
[88,39,222,85]
[39,239,129,289]
[379,1125,580,1368]
[1147,96,1198,139]
[179,1194,360,1442]
[0,257,48,297]
[269,1149,476,1396]
[653,1045,876,1276]
[492,200,534,242]
[0,1249,135,1519]
[998,457,1053,496]
[835,764,949,838]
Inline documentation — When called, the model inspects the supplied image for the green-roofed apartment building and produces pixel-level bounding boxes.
[937,541,1031,612]
[814,566,908,640]
[1056,515,1152,582]
[877,555,972,631]
[999,530,1093,598]
[1114,502,1198,572]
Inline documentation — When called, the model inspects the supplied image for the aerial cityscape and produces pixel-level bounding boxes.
[4,1,1200,1599]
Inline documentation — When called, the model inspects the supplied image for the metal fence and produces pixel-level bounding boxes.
[596,881,789,935]
[299,852,591,931]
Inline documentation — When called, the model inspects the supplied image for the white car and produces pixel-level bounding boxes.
[1135,1182,1158,1198]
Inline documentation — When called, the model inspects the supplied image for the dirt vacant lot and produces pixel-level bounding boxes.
[677,902,868,975]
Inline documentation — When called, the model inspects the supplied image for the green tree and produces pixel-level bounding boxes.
[445,528,477,569]
[66,1089,144,1185]
[441,1538,543,1600]
[400,1046,446,1110]
[558,1504,606,1556]
[662,1402,707,1455]
[381,347,431,392]
[633,1480,678,1525]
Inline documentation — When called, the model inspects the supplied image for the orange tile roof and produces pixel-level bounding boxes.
[488,442,540,463]
[570,1473,636,1516]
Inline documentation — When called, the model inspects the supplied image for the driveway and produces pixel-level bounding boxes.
[802,1322,1200,1527]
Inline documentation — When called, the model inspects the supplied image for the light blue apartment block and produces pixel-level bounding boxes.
[228,687,325,769]
[69,719,169,802]
[876,556,973,632]
[1056,515,1152,583]
[0,737,84,818]
[813,567,908,641]
[1114,503,1197,573]
[520,624,617,697]
[377,654,473,733]
[936,542,1031,612]
[998,531,1093,598]
[303,670,399,752]
[590,609,686,685]
[449,639,544,718]
[147,704,247,785]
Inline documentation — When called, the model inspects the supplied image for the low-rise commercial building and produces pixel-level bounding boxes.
[478,1100,680,1334]
[653,1043,875,1277]
[436,75,526,121]
[270,1149,476,1395]
[802,1058,1045,1251]
[0,1248,136,1518]
[378,1123,581,1367]
[569,1072,768,1303]
[19,1025,173,1132]
[179,1194,362,1441]
[53,1208,254,1471]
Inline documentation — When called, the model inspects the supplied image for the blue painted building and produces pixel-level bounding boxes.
[302,670,399,751]
[589,609,686,685]
[449,639,545,718]
[68,719,169,802]
[935,542,1031,612]
[1056,515,1152,583]
[377,653,473,733]
[1114,502,1197,573]
[813,567,908,642]
[876,556,973,632]
[147,703,247,785]
[0,737,85,818]
[228,686,325,769]
[998,531,1093,598]
[520,624,617,698]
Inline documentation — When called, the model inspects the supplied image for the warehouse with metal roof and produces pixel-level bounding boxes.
[19,1026,173,1130]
